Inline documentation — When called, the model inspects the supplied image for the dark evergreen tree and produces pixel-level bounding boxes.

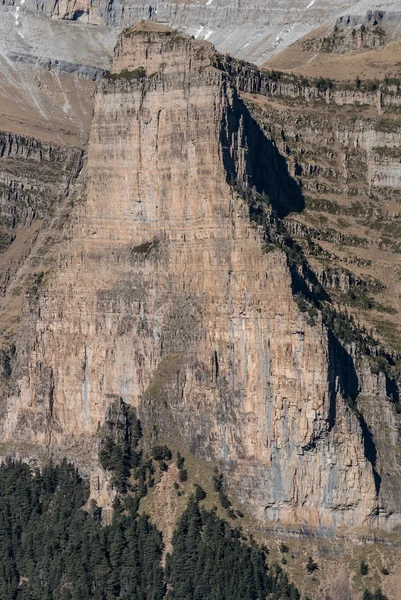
[151,446,172,462]
[166,495,300,600]
[0,459,301,600]
[0,459,164,600]
[194,484,206,501]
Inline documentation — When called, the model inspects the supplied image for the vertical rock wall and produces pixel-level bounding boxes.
[0,23,381,529]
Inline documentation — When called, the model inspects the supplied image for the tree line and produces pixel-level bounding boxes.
[0,458,302,600]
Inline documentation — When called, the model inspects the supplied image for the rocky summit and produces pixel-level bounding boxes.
[1,3,401,600]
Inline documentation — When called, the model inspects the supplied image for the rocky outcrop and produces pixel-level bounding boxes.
[216,55,401,111]
[0,22,389,531]
[0,132,82,235]
[7,53,107,81]
[238,47,401,529]
[300,7,400,54]
[0,133,82,300]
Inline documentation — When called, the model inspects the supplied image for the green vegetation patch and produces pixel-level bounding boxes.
[106,67,147,81]
[165,497,300,600]
[131,237,160,255]
[373,146,401,159]
[99,400,144,494]
[143,353,183,402]
[0,459,164,600]
[375,119,401,133]
[0,444,303,598]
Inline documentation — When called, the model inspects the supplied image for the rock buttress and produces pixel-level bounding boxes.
[0,23,379,529]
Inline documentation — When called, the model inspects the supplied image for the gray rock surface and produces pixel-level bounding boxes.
[1,0,393,67]
[0,7,116,143]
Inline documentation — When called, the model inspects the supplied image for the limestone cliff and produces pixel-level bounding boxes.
[1,22,391,531]
[230,44,401,532]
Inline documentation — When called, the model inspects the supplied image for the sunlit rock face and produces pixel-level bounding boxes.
[0,23,386,531]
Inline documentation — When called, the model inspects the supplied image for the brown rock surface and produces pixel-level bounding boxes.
[0,22,387,531]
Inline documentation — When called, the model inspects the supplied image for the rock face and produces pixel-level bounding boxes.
[237,61,401,524]
[1,22,388,530]
[0,132,83,357]
[8,0,366,64]
[0,133,82,254]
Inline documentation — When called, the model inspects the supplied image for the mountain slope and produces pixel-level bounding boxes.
[264,0,401,79]
[0,0,366,65]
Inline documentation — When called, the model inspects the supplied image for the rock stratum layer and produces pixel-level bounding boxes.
[3,0,390,65]
[2,22,399,531]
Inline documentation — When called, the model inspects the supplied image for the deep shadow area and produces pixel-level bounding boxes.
[289,256,330,304]
[70,10,86,20]
[386,372,399,405]
[358,411,381,496]
[327,329,359,433]
[220,88,305,218]
[328,330,359,414]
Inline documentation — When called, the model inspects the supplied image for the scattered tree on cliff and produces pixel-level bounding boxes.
[363,589,389,600]
[306,556,318,573]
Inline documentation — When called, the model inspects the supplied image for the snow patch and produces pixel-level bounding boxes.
[194,25,204,38]
[14,0,24,34]
[306,0,315,8]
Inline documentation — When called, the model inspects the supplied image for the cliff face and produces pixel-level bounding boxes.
[239,57,401,523]
[0,22,387,530]
[0,132,83,363]
[0,133,82,249]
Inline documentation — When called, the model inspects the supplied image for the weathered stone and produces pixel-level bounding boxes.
[0,23,385,531]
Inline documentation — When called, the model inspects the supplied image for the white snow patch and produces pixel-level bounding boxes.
[18,31,24,38]
[194,25,204,38]
[306,0,315,8]
[206,0,214,5]
[243,32,263,48]
[204,30,213,40]
[14,0,23,31]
